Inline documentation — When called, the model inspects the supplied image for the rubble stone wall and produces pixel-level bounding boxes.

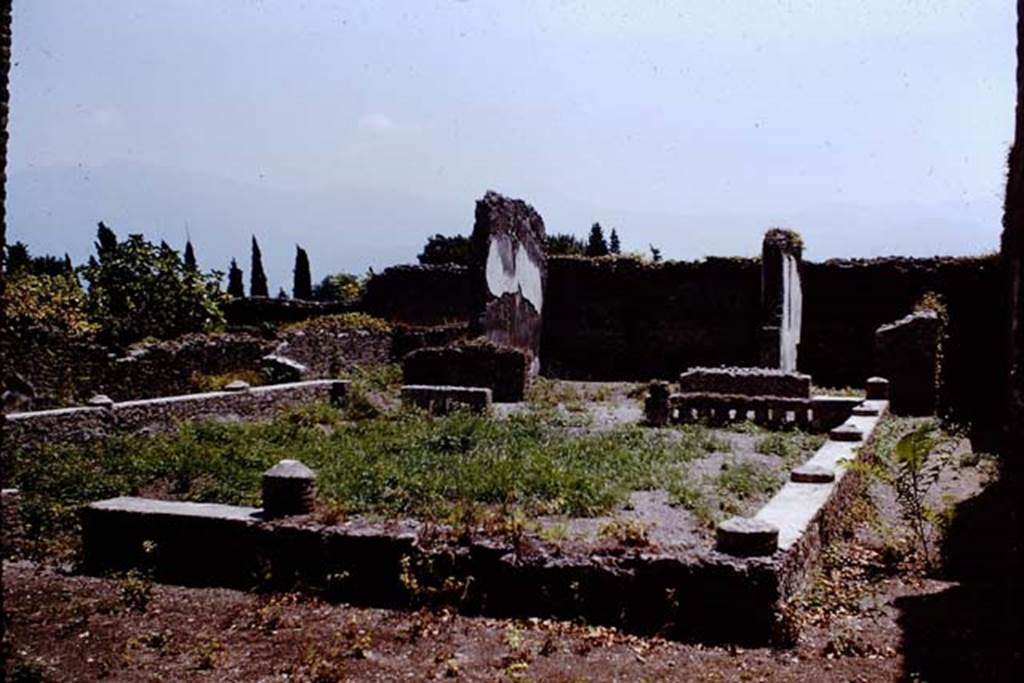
[4,380,348,452]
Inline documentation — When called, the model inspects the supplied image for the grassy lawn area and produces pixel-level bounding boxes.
[6,388,830,560]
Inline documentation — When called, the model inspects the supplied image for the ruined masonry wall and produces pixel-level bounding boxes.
[4,380,347,452]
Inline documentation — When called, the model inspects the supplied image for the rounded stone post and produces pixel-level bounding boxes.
[716,517,779,557]
[262,459,316,518]
[865,376,890,401]
[645,380,671,427]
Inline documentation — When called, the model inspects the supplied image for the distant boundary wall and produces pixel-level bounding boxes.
[357,253,1001,435]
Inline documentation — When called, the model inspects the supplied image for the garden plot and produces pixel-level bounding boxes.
[5,381,823,563]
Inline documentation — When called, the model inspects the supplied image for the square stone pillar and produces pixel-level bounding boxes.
[760,229,803,372]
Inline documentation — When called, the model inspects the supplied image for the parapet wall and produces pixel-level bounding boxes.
[223,297,354,327]
[541,256,763,379]
[3,380,348,452]
[362,265,476,326]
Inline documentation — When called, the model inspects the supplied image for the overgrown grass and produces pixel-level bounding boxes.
[755,430,827,468]
[7,404,725,560]
[283,312,391,334]
[189,369,267,392]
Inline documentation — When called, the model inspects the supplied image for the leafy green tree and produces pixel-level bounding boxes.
[649,244,662,263]
[4,271,96,335]
[5,241,29,272]
[312,272,364,304]
[227,258,245,298]
[250,236,269,297]
[546,233,586,256]
[609,228,621,255]
[293,245,313,300]
[81,228,225,344]
[4,241,69,276]
[417,234,473,266]
[276,287,289,299]
[585,223,609,257]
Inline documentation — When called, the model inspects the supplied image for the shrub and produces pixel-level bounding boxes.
[3,272,97,335]
[283,312,391,334]
[312,272,365,304]
[81,228,225,345]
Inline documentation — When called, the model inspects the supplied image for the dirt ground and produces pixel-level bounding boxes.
[4,434,1019,682]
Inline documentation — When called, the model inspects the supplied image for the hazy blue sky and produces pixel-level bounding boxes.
[6,0,1016,289]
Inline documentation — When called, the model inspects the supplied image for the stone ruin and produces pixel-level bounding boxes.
[874,309,941,416]
[400,191,546,400]
[760,229,803,373]
[646,366,862,432]
[470,190,547,375]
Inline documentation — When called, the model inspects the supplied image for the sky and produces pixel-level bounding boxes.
[5,0,1017,291]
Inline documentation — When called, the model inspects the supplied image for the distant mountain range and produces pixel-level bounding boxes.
[6,160,1003,291]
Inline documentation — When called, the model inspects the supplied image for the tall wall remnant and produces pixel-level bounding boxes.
[761,229,803,372]
[470,191,547,375]
[874,310,941,416]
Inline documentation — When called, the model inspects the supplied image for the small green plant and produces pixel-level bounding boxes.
[598,518,649,546]
[667,475,718,529]
[890,424,941,569]
[192,637,222,670]
[189,369,265,392]
[716,459,779,500]
[117,569,153,612]
[850,417,947,571]
[755,431,826,468]
[538,522,570,543]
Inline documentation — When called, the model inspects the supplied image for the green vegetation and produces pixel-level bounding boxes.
[312,272,366,304]
[4,271,97,335]
[7,405,730,560]
[811,385,866,398]
[755,430,827,468]
[189,370,267,392]
[586,222,609,257]
[546,233,586,256]
[249,236,269,297]
[81,224,225,344]
[283,312,392,335]
[417,233,473,267]
[716,459,779,501]
[852,416,953,570]
[293,245,313,300]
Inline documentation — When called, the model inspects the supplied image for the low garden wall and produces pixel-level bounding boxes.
[3,380,349,452]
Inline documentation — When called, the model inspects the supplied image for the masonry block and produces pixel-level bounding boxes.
[875,311,940,415]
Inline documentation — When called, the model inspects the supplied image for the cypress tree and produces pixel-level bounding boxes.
[96,222,118,259]
[609,228,621,255]
[184,240,197,271]
[585,222,609,257]
[227,259,245,298]
[293,245,313,300]
[250,236,269,297]
[6,241,29,272]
